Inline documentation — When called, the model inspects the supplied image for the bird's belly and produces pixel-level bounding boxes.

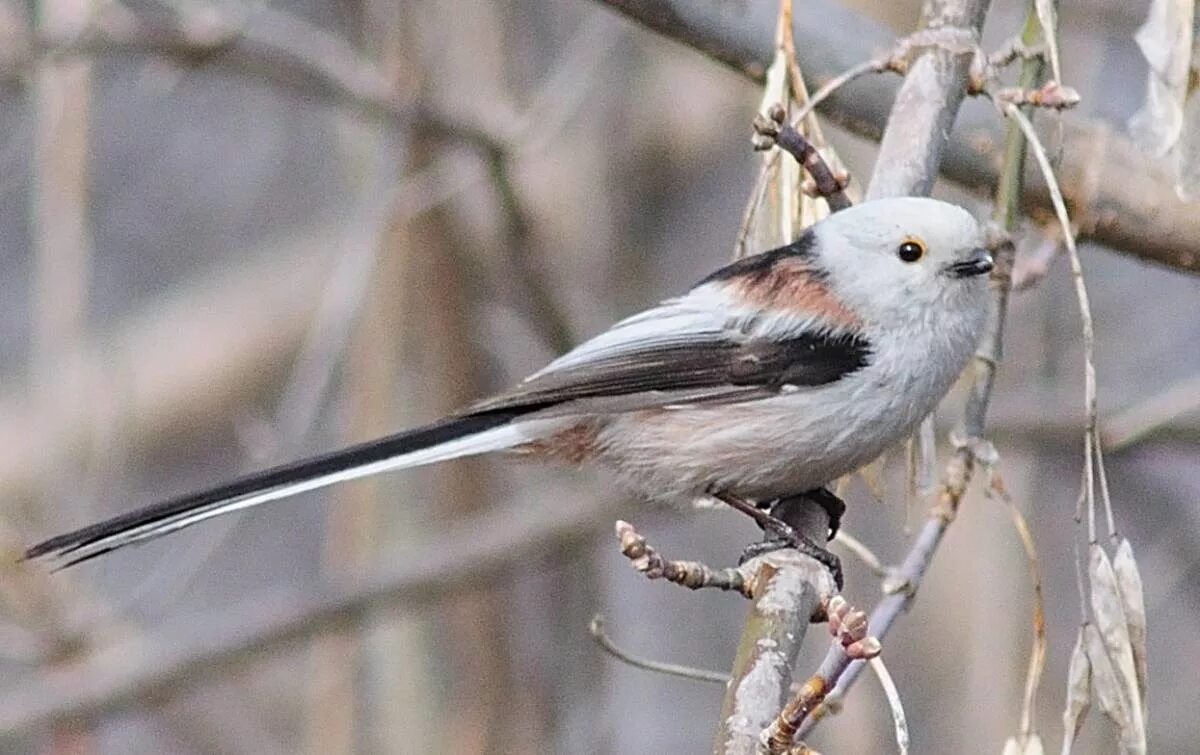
[593,381,928,503]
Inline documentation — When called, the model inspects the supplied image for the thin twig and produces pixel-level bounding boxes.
[991,81,1079,110]
[752,105,852,212]
[763,596,880,753]
[614,521,751,597]
[998,489,1047,741]
[869,657,909,755]
[987,34,1046,69]
[792,26,992,126]
[831,530,888,579]
[588,615,729,685]
[1003,103,1103,541]
[789,59,892,126]
[733,152,780,259]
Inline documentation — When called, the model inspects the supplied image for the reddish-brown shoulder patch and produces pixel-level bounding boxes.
[516,422,601,464]
[725,258,861,329]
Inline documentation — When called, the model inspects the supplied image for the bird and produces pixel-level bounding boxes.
[25,196,993,579]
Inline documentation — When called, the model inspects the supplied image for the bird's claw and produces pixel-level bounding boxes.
[738,526,844,591]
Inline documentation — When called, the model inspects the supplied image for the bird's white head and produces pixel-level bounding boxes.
[811,196,992,329]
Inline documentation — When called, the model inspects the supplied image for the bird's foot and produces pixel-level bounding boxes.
[738,517,843,591]
[713,488,845,590]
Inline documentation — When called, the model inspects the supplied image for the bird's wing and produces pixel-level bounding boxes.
[466,283,871,417]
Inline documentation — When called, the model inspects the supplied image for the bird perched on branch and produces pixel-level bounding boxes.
[26,196,993,583]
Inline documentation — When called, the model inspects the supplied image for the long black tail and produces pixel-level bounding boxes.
[25,411,526,567]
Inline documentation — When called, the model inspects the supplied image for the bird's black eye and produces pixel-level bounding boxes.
[897,238,926,263]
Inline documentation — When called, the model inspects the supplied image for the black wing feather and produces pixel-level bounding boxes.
[468,331,871,415]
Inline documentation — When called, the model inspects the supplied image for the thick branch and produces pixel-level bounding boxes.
[593,0,1200,275]
[712,496,836,755]
[866,0,990,199]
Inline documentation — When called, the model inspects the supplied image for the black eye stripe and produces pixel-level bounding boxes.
[897,239,925,262]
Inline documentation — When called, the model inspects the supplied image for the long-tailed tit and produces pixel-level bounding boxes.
[27,196,993,574]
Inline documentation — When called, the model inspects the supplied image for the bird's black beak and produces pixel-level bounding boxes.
[944,248,994,278]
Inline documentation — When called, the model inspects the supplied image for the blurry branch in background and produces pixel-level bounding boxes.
[0,4,615,517]
[0,241,333,507]
[116,187,400,615]
[1101,373,1200,451]
[0,0,111,680]
[2,0,405,117]
[413,118,575,354]
[0,0,593,356]
[0,495,618,740]
[0,7,618,745]
[593,0,1200,275]
[589,615,730,685]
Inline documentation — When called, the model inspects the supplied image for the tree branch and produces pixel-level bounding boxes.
[752,105,852,213]
[712,546,836,755]
[592,0,1200,275]
[615,521,752,596]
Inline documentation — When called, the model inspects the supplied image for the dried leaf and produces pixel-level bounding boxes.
[1060,626,1092,755]
[903,416,937,530]
[915,415,937,496]
[1034,0,1063,84]
[1129,0,1195,153]
[1112,539,1149,713]
[1177,51,1200,199]
[754,50,800,251]
[857,456,887,503]
[1088,544,1146,753]
[1128,0,1199,198]
[748,21,854,250]
[1083,623,1135,747]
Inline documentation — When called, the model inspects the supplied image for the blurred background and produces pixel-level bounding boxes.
[0,0,1197,752]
